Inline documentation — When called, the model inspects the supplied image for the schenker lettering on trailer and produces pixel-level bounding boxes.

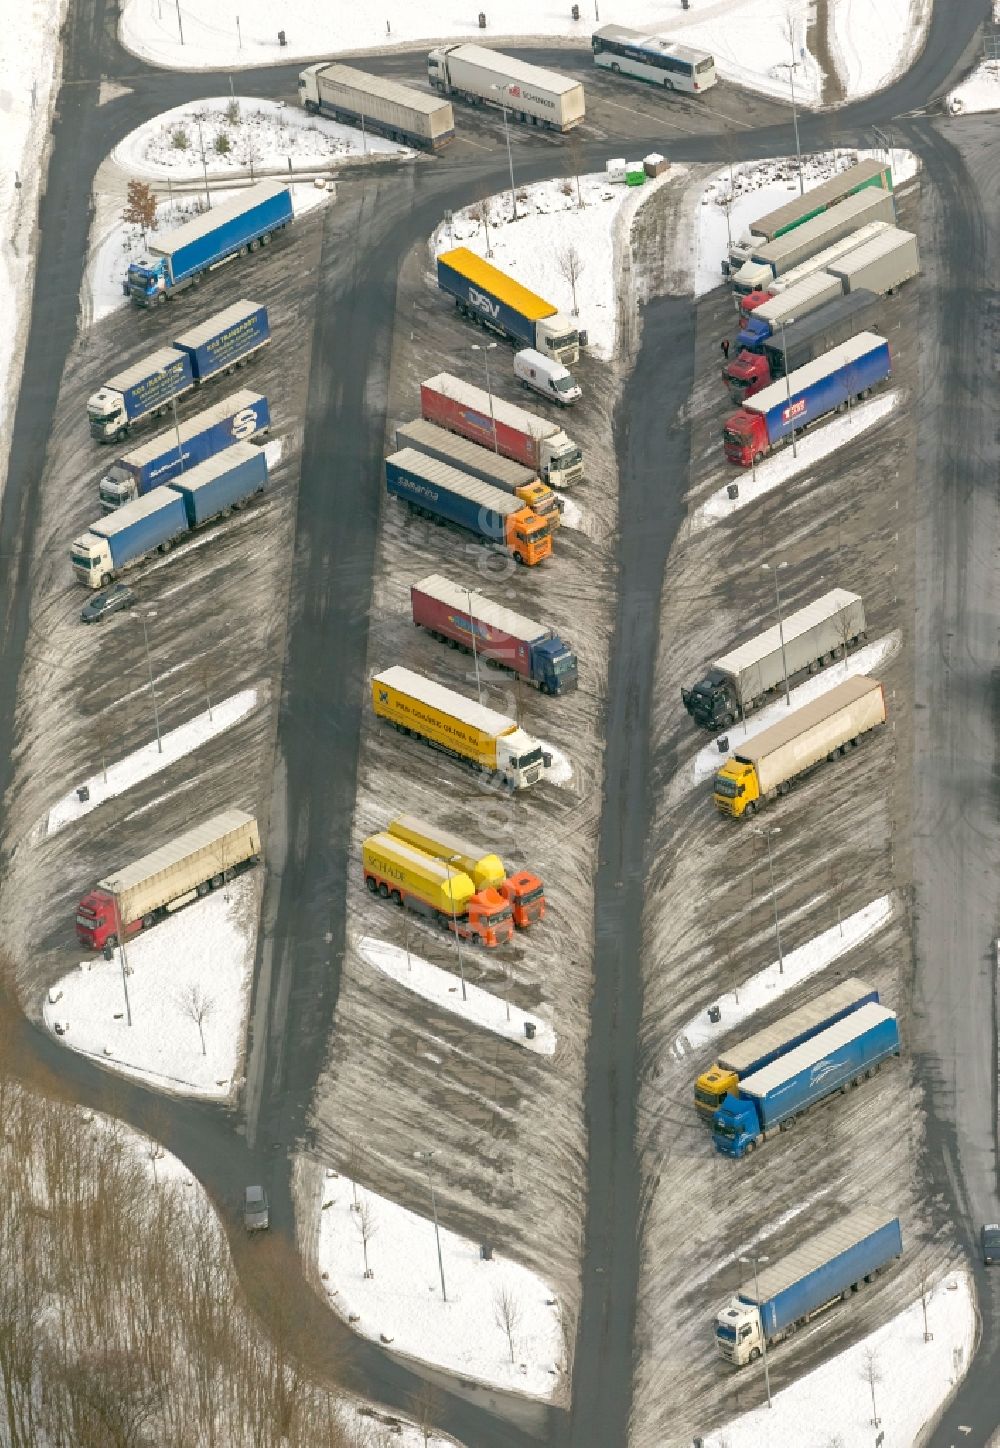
[507,84,554,110]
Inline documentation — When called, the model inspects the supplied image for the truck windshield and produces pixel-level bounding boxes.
[694,1086,722,1107]
[548,331,577,350]
[70,550,96,570]
[550,449,582,472]
[552,374,576,393]
[483,912,511,929]
[723,424,750,446]
[553,656,576,673]
[517,885,544,905]
[713,776,738,798]
[88,405,117,423]
[75,914,96,928]
[516,748,544,771]
[715,1323,737,1342]
[714,1120,738,1140]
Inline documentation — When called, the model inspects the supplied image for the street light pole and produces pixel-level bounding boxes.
[415,1151,447,1302]
[444,858,468,1001]
[777,316,798,458]
[133,611,162,752]
[761,561,790,705]
[740,1253,773,1407]
[752,825,785,973]
[472,342,499,454]
[785,45,803,196]
[109,887,133,1027]
[492,86,518,220]
[467,587,482,703]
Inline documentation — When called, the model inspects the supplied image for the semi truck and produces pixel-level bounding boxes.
[436,248,580,364]
[98,390,270,511]
[712,675,886,818]
[427,43,586,131]
[298,61,455,150]
[712,1001,901,1157]
[725,157,892,272]
[371,665,552,790]
[421,373,584,486]
[126,181,293,307]
[722,331,892,467]
[731,189,895,295]
[386,814,545,927]
[410,572,578,694]
[724,290,881,402]
[74,809,261,950]
[826,227,920,296]
[682,588,867,732]
[694,976,879,1119]
[384,449,553,567]
[70,442,268,588]
[362,832,514,947]
[87,301,270,442]
[732,224,887,344]
[714,1207,903,1365]
[395,418,560,524]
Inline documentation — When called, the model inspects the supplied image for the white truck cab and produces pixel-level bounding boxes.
[495,728,552,790]
[714,1299,763,1365]
[514,349,582,407]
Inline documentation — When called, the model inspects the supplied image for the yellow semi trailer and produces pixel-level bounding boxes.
[362,833,513,947]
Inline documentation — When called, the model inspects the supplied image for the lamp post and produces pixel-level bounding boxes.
[777,316,797,458]
[781,46,804,196]
[739,1252,773,1407]
[105,886,133,1027]
[472,342,499,454]
[414,1150,448,1302]
[467,586,482,703]
[131,610,162,752]
[491,84,518,221]
[761,561,790,705]
[750,824,784,973]
[195,117,211,210]
[443,858,468,1001]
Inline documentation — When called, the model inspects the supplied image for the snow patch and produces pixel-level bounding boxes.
[828,0,934,102]
[542,741,573,787]
[554,493,583,531]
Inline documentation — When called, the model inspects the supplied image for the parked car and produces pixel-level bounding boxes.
[80,582,135,623]
[244,1185,269,1232]
[982,1223,1000,1265]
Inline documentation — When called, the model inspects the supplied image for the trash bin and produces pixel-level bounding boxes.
[727,482,739,500]
[708,1005,721,1024]
[524,1020,537,1040]
[571,2,580,15]
[716,735,729,753]
[577,328,589,348]
[478,10,487,26]
[77,785,90,803]
[481,1242,494,1260]
[277,28,286,45]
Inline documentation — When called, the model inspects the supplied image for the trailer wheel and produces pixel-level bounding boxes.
[365,875,378,894]
[743,1139,756,1155]
[391,890,403,906]
[211,873,224,889]
[239,246,249,257]
[261,233,271,245]
[142,914,156,930]
[197,881,210,897]
[116,428,128,444]
[749,1347,761,1363]
[611,62,620,72]
[247,239,258,252]
[158,538,173,554]
[377,882,390,899]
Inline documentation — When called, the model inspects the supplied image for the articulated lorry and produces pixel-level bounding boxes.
[362,833,514,947]
[736,271,845,342]
[387,814,545,927]
[715,1207,903,1365]
[694,976,879,1119]
[682,588,867,732]
[724,289,881,402]
[127,182,292,307]
[730,189,895,296]
[298,62,455,150]
[98,390,269,511]
[427,43,585,131]
[725,157,892,273]
[722,331,892,467]
[75,809,261,950]
[71,442,267,588]
[712,1001,901,1157]
[411,573,578,694]
[421,373,584,485]
[87,301,270,442]
[385,449,553,567]
[436,248,580,364]
[371,665,552,790]
[396,418,560,524]
[826,226,920,296]
[736,220,890,323]
[713,674,886,818]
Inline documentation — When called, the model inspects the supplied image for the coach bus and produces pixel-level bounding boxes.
[592,24,717,94]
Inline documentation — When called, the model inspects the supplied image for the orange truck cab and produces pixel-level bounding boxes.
[501,869,546,927]
[505,507,554,566]
[362,833,514,947]
[386,815,546,930]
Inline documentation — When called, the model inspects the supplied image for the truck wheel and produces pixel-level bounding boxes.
[391,890,403,906]
[106,933,118,950]
[239,246,249,257]
[743,1139,756,1155]
[101,573,112,588]
[142,914,155,930]
[159,539,173,554]
[749,1347,761,1362]
[377,882,390,899]
[156,293,167,307]
[196,881,210,897]
[261,232,271,245]
[247,239,258,252]
[211,873,223,889]
[743,801,758,818]
[365,876,378,893]
[116,429,128,444]
[513,551,524,565]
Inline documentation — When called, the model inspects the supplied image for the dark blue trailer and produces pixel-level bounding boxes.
[715,1207,903,1365]
[172,300,271,381]
[169,442,268,528]
[71,488,189,588]
[713,1001,901,1157]
[127,182,293,307]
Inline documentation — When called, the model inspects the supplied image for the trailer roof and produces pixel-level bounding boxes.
[715,588,861,679]
[93,485,186,537]
[827,226,918,276]
[740,1205,900,1303]
[732,674,881,764]
[423,373,557,441]
[313,61,450,115]
[100,809,256,893]
[366,832,464,885]
[389,815,495,871]
[747,330,888,416]
[148,181,288,257]
[397,418,536,488]
[718,977,876,1074]
[438,247,556,322]
[752,188,893,266]
[749,158,889,240]
[374,665,517,737]
[764,290,881,359]
[442,42,583,95]
[754,272,842,321]
[740,1001,893,1098]
[768,221,891,295]
[118,390,264,466]
[169,439,260,491]
[173,300,265,352]
[106,347,189,393]
[413,573,548,645]
[387,448,522,516]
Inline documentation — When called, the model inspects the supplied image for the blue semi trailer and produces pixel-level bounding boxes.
[127,182,293,307]
[435,248,580,364]
[715,1207,903,1366]
[713,1001,901,1158]
[98,390,270,511]
[71,441,268,588]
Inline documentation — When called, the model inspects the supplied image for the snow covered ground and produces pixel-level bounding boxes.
[702,1270,975,1448]
[358,936,556,1054]
[828,0,932,102]
[689,631,902,785]
[948,4,1000,114]
[671,893,896,1059]
[316,1173,564,1397]
[45,688,259,837]
[42,875,258,1097]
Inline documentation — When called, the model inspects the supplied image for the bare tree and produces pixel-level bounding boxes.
[470,192,494,258]
[568,130,585,209]
[556,243,585,316]
[493,1283,521,1364]
[177,982,215,1056]
[408,1380,442,1447]
[356,1195,378,1279]
[238,126,262,182]
[122,180,157,248]
[919,1270,934,1341]
[860,1345,882,1426]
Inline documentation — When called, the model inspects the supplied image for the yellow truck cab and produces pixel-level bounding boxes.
[713,756,759,818]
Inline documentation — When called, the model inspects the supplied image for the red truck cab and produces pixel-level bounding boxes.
[75,888,141,950]
[500,870,546,928]
[463,888,515,947]
[722,351,771,402]
[738,289,775,321]
[722,412,767,468]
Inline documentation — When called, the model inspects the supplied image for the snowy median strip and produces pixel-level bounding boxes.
[358,936,555,1055]
[691,632,901,785]
[700,1271,974,1448]
[42,876,257,1098]
[691,389,902,532]
[671,893,896,1059]
[45,688,259,837]
[316,1174,564,1397]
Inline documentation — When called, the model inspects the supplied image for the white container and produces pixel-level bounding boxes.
[513,349,582,407]
[606,157,627,183]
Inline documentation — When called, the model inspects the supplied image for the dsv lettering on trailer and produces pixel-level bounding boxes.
[468,287,501,320]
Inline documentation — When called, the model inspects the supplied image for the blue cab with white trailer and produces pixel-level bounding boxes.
[98,390,270,511]
[127,182,293,307]
[715,1207,903,1366]
[712,1001,901,1157]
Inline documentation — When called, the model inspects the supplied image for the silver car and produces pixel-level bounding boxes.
[244,1185,269,1232]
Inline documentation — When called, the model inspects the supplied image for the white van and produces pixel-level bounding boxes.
[513,349,582,407]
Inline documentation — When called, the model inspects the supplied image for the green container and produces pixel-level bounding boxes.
[625,166,645,187]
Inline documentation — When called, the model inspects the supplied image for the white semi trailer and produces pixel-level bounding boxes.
[427,44,585,131]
